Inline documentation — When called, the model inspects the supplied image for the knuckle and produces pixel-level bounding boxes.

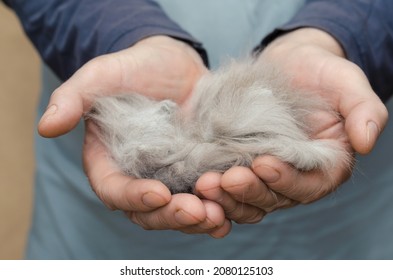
[380,104,389,125]
[93,177,117,211]
[92,182,106,203]
[223,202,239,217]
[128,212,154,230]
[263,193,292,212]
[154,213,172,229]
[299,185,330,204]
[247,187,275,206]
[243,210,265,224]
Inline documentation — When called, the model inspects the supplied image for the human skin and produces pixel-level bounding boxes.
[196,28,388,226]
[39,36,231,237]
[38,29,388,237]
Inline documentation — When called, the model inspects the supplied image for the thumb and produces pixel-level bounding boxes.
[344,98,388,154]
[37,83,84,138]
[338,69,388,154]
[38,56,123,138]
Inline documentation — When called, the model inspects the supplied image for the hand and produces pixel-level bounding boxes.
[196,28,388,223]
[38,36,231,237]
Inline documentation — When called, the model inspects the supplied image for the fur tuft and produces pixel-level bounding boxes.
[87,59,351,193]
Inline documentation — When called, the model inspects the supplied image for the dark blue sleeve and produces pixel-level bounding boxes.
[4,0,208,81]
[259,0,393,102]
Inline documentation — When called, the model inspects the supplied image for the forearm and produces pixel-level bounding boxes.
[259,0,393,102]
[4,0,207,81]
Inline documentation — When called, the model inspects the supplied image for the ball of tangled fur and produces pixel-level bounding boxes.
[87,59,351,193]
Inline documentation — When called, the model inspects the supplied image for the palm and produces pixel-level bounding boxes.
[263,44,355,150]
[80,37,211,214]
[195,50,355,222]
[80,36,207,106]
[78,36,208,201]
[74,36,207,210]
[195,29,387,223]
[38,36,232,237]
[259,29,387,154]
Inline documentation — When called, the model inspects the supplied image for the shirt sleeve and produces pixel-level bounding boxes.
[258,0,393,102]
[3,0,208,81]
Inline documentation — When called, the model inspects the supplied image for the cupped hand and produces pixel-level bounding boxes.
[38,35,207,137]
[38,35,231,237]
[84,120,231,237]
[196,28,388,223]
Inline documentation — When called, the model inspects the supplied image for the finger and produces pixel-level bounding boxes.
[333,63,388,154]
[126,193,207,230]
[83,121,171,211]
[343,98,388,154]
[37,83,84,138]
[252,155,351,204]
[37,36,208,138]
[179,200,231,237]
[221,166,295,213]
[38,56,124,137]
[195,171,266,223]
[209,219,232,238]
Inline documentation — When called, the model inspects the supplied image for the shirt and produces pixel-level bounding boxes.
[4,0,393,101]
[3,0,208,80]
[262,0,393,102]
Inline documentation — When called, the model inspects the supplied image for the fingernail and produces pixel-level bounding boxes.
[142,192,168,208]
[40,104,57,122]
[254,165,280,183]
[366,121,379,150]
[209,220,231,239]
[199,218,217,230]
[175,210,201,225]
[44,104,58,117]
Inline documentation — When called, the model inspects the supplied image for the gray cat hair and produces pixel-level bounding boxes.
[87,59,351,193]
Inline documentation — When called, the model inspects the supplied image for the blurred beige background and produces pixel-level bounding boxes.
[0,4,39,259]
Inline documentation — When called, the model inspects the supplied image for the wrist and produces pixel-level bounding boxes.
[264,27,345,59]
[135,35,208,67]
